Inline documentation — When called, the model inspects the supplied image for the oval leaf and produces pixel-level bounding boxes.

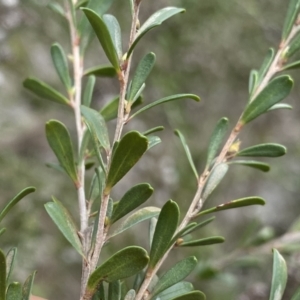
[84,65,117,77]
[282,0,300,40]
[230,160,270,172]
[82,75,96,107]
[6,282,22,300]
[22,271,36,300]
[269,249,287,300]
[237,143,286,158]
[46,120,78,184]
[105,131,148,193]
[6,248,17,282]
[172,291,206,300]
[155,282,194,300]
[179,236,225,247]
[0,249,6,300]
[23,78,69,105]
[149,200,180,269]
[45,197,84,257]
[241,75,293,124]
[110,183,154,224]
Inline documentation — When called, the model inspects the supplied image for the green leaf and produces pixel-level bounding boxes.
[83,75,96,107]
[103,15,122,59]
[249,69,258,95]
[100,96,119,121]
[82,8,120,70]
[109,207,160,238]
[6,248,17,282]
[155,282,194,300]
[6,282,22,300]
[23,78,70,105]
[108,281,121,300]
[92,282,106,300]
[286,34,300,58]
[87,246,149,294]
[84,65,117,77]
[174,130,198,180]
[197,197,265,217]
[81,106,110,153]
[179,236,225,247]
[241,75,293,124]
[51,43,72,91]
[88,167,104,203]
[130,94,200,120]
[143,126,164,136]
[147,136,161,150]
[128,53,156,102]
[110,183,154,224]
[172,291,206,300]
[269,249,287,300]
[237,143,286,158]
[47,2,65,18]
[0,187,36,223]
[202,163,228,201]
[268,103,293,111]
[22,271,36,300]
[229,160,270,172]
[124,289,136,300]
[0,228,6,237]
[128,0,134,16]
[45,120,78,184]
[171,223,197,244]
[177,217,216,238]
[281,60,300,71]
[149,217,157,248]
[105,131,148,193]
[206,117,229,168]
[291,286,300,300]
[149,200,180,269]
[75,0,89,9]
[45,197,84,257]
[282,0,300,40]
[127,7,185,58]
[0,249,6,300]
[256,48,275,86]
[150,257,197,299]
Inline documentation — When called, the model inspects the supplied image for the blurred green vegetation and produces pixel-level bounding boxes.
[1,0,300,299]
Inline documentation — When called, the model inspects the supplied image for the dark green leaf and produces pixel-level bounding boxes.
[128,53,156,102]
[202,163,228,201]
[155,282,194,300]
[237,143,286,158]
[268,103,293,111]
[172,291,206,300]
[281,60,300,70]
[45,120,78,184]
[127,7,185,58]
[197,197,265,217]
[179,236,225,247]
[22,271,36,300]
[6,282,22,300]
[110,183,154,224]
[6,248,17,282]
[84,65,117,77]
[229,160,270,172]
[109,207,160,238]
[0,187,36,223]
[206,117,229,168]
[87,246,149,293]
[82,8,120,70]
[269,249,287,300]
[47,2,65,18]
[282,0,300,40]
[124,289,136,300]
[150,256,197,299]
[45,197,84,257]
[147,136,161,150]
[170,223,197,244]
[174,130,198,180]
[81,106,110,152]
[241,75,293,124]
[130,94,200,120]
[291,286,300,300]
[92,282,106,300]
[0,249,6,300]
[51,43,72,91]
[249,69,258,95]
[143,126,164,136]
[108,281,121,300]
[105,131,148,193]
[149,200,180,268]
[100,96,119,121]
[256,48,275,86]
[83,75,96,107]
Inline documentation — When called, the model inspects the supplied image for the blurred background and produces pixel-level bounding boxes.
[1,0,300,299]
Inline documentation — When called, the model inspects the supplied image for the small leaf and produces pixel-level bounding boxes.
[170,223,198,244]
[174,130,198,180]
[150,256,197,299]
[149,217,157,248]
[51,43,72,91]
[88,167,104,203]
[108,281,121,300]
[6,248,17,282]
[202,163,228,201]
[82,8,120,70]
[130,94,200,120]
[109,207,160,238]
[237,143,286,158]
[105,131,148,193]
[81,106,110,152]
[128,53,156,102]
[0,228,6,237]
[22,271,36,300]
[23,78,69,105]
[249,69,258,95]
[177,217,216,237]
[282,0,300,40]
[149,200,180,268]
[206,117,229,168]
[172,291,206,300]
[241,75,293,124]
[179,236,225,247]
[197,197,265,217]
[84,65,117,77]
[229,160,270,172]
[268,103,293,111]
[281,60,300,71]
[6,282,22,300]
[75,0,89,9]
[143,126,164,136]
[45,197,84,257]
[291,286,300,300]
[147,136,161,150]
[155,282,194,300]
[256,48,275,87]
[110,183,154,224]
[0,249,6,300]
[269,249,287,300]
[87,246,149,294]
[83,75,96,107]
[46,120,78,184]
[0,187,36,223]
[47,2,65,17]
[127,7,185,58]
[286,34,300,58]
[124,289,136,300]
